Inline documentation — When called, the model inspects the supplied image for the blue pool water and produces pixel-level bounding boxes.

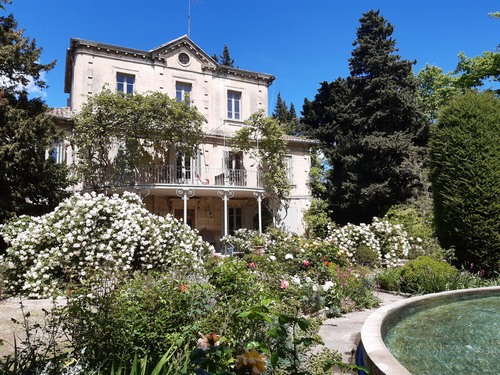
[384,295,500,374]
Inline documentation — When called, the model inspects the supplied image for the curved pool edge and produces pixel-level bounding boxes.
[359,286,500,375]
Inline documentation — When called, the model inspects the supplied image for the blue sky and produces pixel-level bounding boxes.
[5,0,499,112]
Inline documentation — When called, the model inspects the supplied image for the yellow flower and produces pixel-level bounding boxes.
[235,347,267,374]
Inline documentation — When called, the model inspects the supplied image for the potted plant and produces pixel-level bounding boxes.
[251,234,266,256]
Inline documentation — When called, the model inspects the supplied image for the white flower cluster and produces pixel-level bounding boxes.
[0,192,214,298]
[289,274,335,292]
[325,218,420,267]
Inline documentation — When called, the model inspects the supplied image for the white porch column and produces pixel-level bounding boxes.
[176,188,194,224]
[217,189,234,237]
[253,192,265,234]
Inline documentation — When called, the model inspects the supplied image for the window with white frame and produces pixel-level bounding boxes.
[116,73,135,94]
[176,82,192,105]
[175,149,201,182]
[46,141,68,164]
[227,91,241,120]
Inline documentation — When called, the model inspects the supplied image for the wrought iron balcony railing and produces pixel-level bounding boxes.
[105,165,263,189]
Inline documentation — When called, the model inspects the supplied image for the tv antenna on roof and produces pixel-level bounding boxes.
[187,0,200,38]
[187,0,191,37]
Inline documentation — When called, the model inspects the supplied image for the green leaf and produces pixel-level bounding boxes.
[278,314,291,325]
[297,317,309,331]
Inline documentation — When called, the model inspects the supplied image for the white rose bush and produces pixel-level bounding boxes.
[326,217,420,267]
[0,191,213,298]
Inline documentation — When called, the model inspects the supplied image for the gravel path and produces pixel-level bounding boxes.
[317,291,408,371]
[0,297,66,359]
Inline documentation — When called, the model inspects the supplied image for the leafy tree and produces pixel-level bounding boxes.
[230,111,291,224]
[302,10,427,225]
[74,89,206,190]
[431,91,500,275]
[489,11,500,19]
[416,52,500,124]
[417,65,461,123]
[454,51,500,90]
[0,0,70,222]
[303,149,333,238]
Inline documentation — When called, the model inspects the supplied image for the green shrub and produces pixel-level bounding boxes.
[385,203,434,243]
[303,198,334,239]
[63,271,217,371]
[355,245,381,267]
[431,90,500,275]
[376,267,402,292]
[399,256,459,294]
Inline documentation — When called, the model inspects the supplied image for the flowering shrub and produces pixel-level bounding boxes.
[326,217,421,267]
[0,192,213,298]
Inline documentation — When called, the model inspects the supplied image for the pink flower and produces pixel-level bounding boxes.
[303,260,310,267]
[248,262,256,268]
[280,279,289,289]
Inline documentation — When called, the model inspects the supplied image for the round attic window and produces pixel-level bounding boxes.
[178,52,190,65]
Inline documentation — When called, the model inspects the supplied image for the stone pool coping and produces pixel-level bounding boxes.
[360,286,500,375]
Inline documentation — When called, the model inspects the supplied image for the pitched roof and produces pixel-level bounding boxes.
[65,35,275,93]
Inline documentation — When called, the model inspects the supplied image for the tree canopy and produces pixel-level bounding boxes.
[0,2,54,95]
[0,1,70,223]
[73,89,206,190]
[302,10,427,225]
[417,50,500,122]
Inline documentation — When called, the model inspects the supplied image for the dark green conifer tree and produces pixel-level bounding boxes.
[0,1,70,222]
[431,91,500,275]
[219,44,234,67]
[272,92,290,122]
[302,10,427,224]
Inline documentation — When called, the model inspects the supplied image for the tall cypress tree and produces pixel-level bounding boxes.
[303,10,427,224]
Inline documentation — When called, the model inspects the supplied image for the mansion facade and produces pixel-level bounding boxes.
[52,35,314,250]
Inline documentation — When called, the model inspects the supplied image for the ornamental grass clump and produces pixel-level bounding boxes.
[0,191,213,298]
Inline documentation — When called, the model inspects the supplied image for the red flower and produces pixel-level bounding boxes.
[303,259,310,267]
[248,262,256,268]
[179,284,188,292]
[325,261,330,267]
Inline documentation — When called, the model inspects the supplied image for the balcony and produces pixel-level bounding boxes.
[107,165,263,190]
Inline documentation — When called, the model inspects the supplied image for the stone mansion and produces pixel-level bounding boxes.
[51,35,315,250]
